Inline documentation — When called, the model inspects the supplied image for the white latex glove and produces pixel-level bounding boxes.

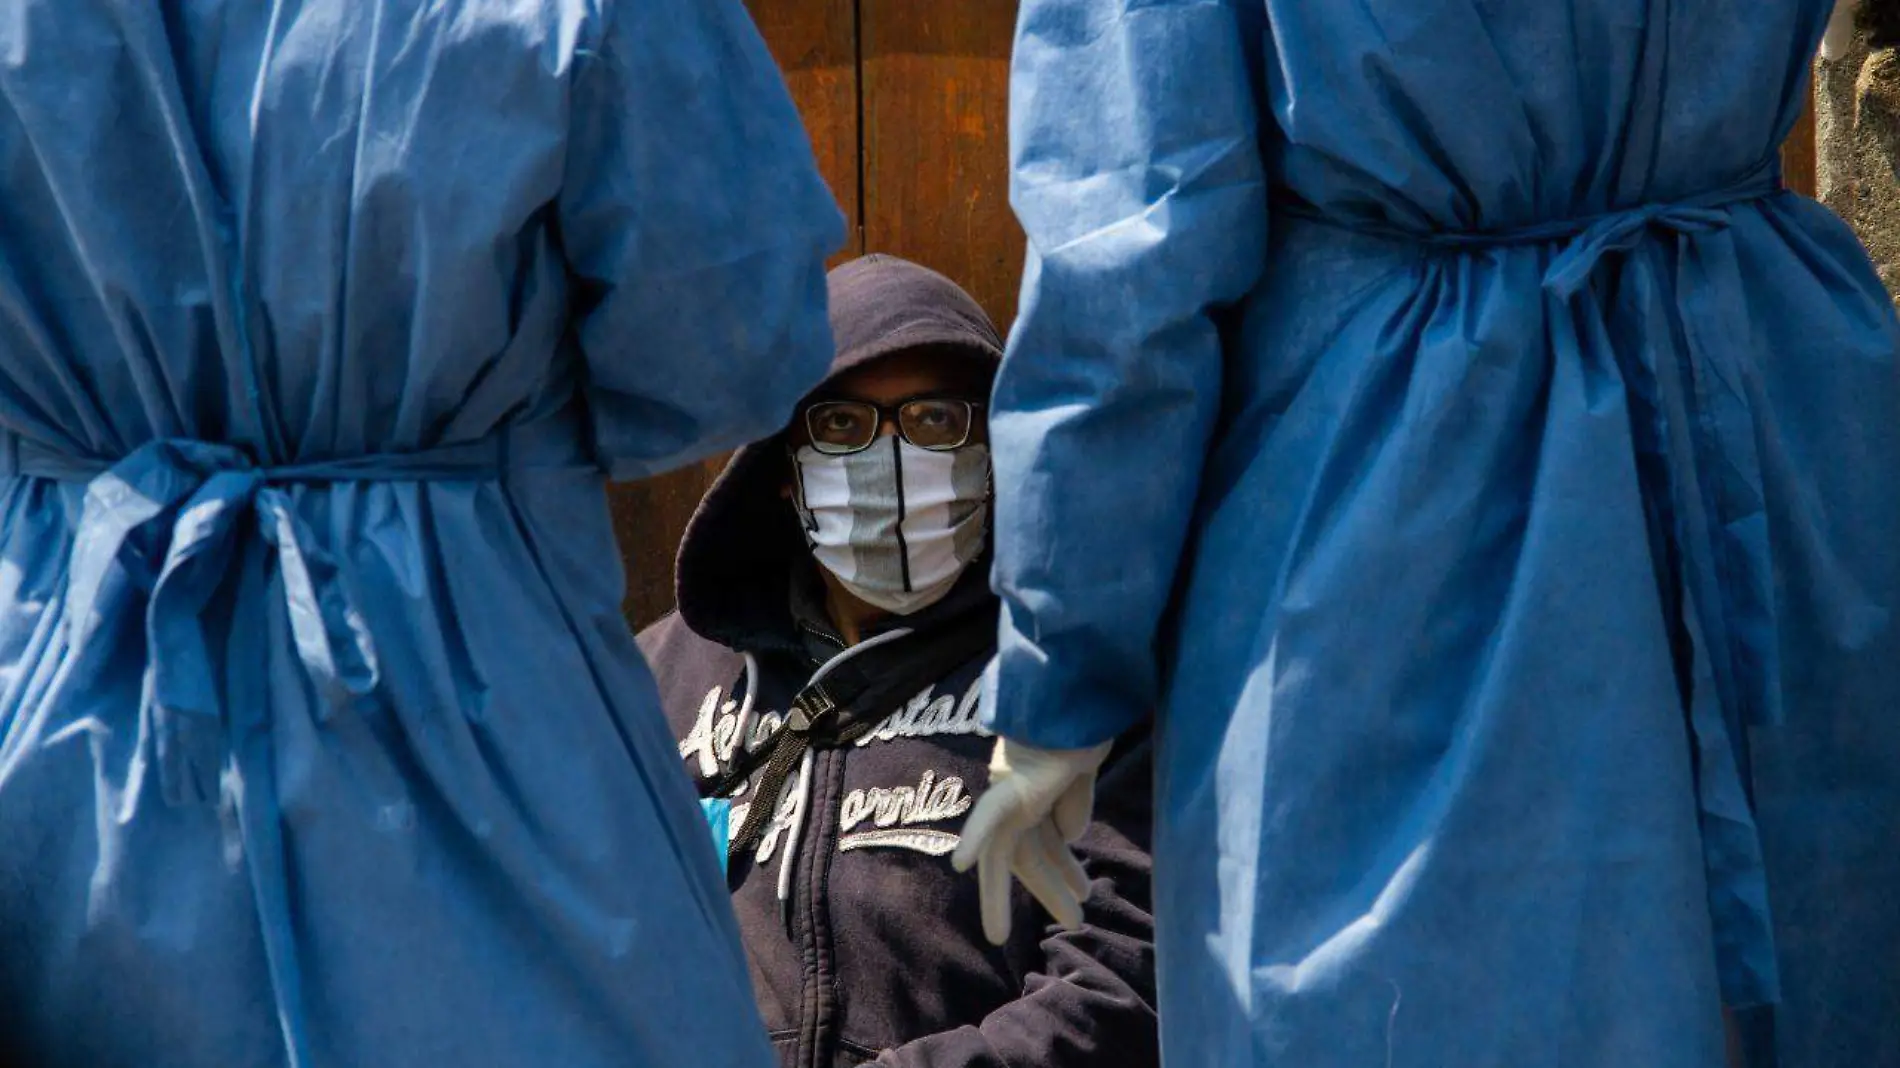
[951,737,1114,945]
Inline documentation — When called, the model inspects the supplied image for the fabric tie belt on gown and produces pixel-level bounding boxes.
[1278,161,1791,1009]
[0,431,570,806]
[0,426,595,1067]
[1276,162,1787,297]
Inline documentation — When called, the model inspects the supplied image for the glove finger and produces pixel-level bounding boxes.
[977,842,1016,946]
[1036,819,1093,904]
[1052,772,1095,843]
[985,736,1014,776]
[1009,841,1069,925]
[953,783,1024,873]
[1012,829,1083,931]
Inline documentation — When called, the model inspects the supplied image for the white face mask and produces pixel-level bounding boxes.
[791,438,991,616]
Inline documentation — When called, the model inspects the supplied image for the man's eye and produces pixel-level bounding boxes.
[811,406,871,442]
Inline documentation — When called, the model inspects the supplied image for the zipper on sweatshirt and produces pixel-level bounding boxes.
[767,629,911,937]
[765,630,909,1068]
[797,748,846,1068]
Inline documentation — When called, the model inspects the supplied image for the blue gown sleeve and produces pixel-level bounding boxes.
[559,0,846,480]
[983,0,1270,748]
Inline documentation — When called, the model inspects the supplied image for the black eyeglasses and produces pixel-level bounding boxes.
[800,395,984,455]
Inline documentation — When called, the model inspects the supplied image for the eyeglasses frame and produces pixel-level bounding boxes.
[798,392,987,456]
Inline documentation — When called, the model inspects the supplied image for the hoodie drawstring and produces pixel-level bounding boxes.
[765,627,913,936]
[733,652,761,756]
[776,747,818,936]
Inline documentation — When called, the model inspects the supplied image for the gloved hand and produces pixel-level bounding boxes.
[951,737,1114,945]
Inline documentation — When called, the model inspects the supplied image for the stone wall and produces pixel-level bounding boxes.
[1818,20,1900,301]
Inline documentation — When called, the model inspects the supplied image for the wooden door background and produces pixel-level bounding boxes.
[611,0,1023,629]
[608,2,1823,629]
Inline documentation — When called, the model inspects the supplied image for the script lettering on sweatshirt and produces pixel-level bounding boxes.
[837,769,974,856]
[854,677,990,747]
[679,685,783,780]
[678,674,990,861]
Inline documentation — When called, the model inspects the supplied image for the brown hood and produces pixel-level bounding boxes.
[672,254,1004,650]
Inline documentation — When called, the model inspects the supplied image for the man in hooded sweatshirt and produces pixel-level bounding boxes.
[637,254,1159,1068]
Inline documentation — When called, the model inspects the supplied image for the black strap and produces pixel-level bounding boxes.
[720,613,995,857]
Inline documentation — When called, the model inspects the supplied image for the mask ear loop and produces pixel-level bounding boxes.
[981,450,997,540]
[787,443,820,538]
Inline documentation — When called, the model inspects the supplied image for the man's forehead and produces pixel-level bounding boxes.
[818,347,992,402]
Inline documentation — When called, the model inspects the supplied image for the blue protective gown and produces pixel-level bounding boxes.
[984,2,1900,1065]
[0,3,841,1066]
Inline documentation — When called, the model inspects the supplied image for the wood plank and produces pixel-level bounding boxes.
[611,0,861,630]
[861,0,1022,330]
[1784,85,1819,198]
[608,466,709,627]
[748,0,865,261]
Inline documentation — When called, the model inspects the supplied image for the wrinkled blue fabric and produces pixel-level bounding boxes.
[984,2,1900,1065]
[0,2,842,1066]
